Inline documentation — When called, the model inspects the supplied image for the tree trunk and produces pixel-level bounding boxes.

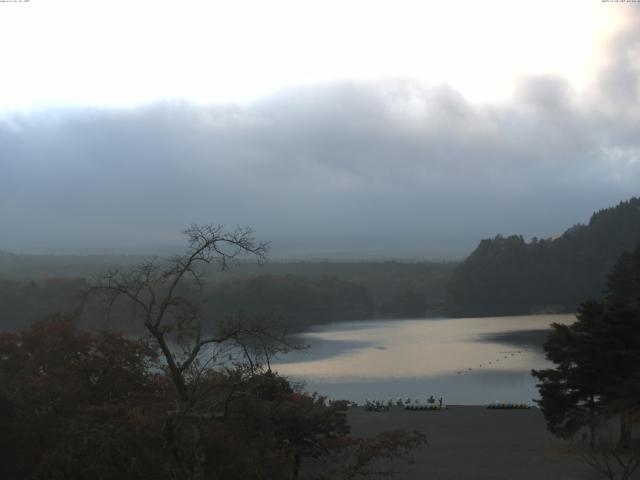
[620,414,631,449]
[149,326,189,403]
[589,395,596,450]
[292,453,301,480]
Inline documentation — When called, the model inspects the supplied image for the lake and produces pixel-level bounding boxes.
[272,314,576,405]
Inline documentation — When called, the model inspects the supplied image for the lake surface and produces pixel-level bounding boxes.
[272,314,576,405]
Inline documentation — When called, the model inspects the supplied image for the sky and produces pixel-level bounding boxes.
[1,1,639,258]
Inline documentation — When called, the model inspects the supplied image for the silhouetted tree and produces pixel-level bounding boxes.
[533,242,640,452]
[81,224,426,479]
[532,301,607,446]
[87,224,297,478]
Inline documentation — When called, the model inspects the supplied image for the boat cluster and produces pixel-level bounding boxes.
[364,396,445,412]
[486,402,531,409]
[405,403,444,411]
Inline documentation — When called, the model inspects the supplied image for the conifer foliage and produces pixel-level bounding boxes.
[533,243,640,451]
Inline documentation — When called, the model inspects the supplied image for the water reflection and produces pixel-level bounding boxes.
[273,314,575,404]
[477,329,552,350]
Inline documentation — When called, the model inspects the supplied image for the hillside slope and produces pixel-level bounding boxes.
[446,197,640,316]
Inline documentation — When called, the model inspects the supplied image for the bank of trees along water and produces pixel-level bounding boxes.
[0,224,425,480]
[0,261,455,333]
[533,242,640,480]
[447,197,640,316]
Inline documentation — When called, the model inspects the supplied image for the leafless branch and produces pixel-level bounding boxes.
[578,430,640,480]
[85,223,281,411]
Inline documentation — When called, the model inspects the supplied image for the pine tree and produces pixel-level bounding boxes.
[533,242,640,447]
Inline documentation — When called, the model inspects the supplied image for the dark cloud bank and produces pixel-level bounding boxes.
[1,12,639,259]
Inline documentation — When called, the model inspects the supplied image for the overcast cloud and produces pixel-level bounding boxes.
[1,11,639,259]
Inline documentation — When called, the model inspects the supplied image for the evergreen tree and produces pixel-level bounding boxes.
[606,243,640,308]
[532,301,607,446]
[533,243,640,447]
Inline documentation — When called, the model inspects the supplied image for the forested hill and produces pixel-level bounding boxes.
[0,259,455,332]
[446,197,640,316]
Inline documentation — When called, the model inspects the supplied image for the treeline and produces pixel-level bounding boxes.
[0,278,87,331]
[4,197,640,326]
[0,251,142,279]
[0,261,455,332]
[447,197,640,316]
[203,275,373,329]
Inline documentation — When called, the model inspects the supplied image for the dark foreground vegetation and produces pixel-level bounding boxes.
[0,225,425,480]
[0,318,424,480]
[533,242,640,480]
[0,317,430,480]
[448,197,640,316]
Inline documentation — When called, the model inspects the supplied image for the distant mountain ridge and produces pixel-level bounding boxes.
[446,197,640,316]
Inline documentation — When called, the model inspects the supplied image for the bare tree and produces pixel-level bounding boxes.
[88,224,290,401]
[87,224,293,479]
[577,420,640,480]
[84,224,426,480]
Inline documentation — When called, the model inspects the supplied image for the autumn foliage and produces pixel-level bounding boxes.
[0,316,424,479]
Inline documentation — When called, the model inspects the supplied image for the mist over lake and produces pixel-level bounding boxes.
[274,314,575,405]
